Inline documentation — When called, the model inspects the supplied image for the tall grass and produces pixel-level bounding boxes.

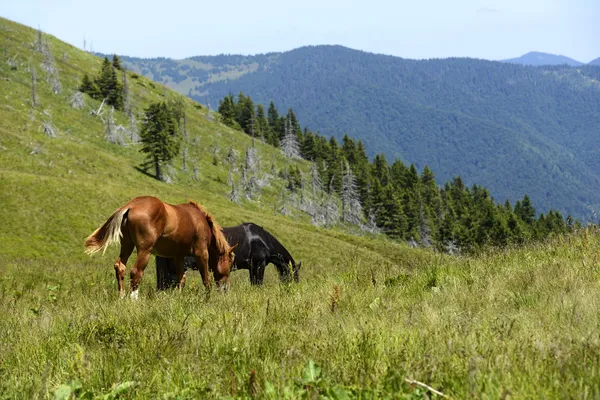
[2,231,600,398]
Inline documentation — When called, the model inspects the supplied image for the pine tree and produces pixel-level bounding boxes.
[515,194,536,225]
[95,57,124,110]
[256,104,269,139]
[79,73,99,99]
[218,94,237,127]
[112,54,123,70]
[140,102,180,180]
[236,93,256,134]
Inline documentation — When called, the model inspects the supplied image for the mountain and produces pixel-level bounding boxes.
[502,51,583,66]
[589,57,600,66]
[114,46,600,219]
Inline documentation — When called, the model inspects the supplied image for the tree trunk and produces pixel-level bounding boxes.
[155,157,161,180]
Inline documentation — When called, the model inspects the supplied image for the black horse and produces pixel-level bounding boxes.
[156,223,301,289]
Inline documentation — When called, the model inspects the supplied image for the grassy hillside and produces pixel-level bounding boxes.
[2,17,600,398]
[116,46,600,220]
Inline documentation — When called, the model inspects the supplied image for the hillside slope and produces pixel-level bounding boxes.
[0,18,412,269]
[116,46,600,219]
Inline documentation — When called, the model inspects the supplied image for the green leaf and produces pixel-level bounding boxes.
[302,360,321,383]
[52,385,72,400]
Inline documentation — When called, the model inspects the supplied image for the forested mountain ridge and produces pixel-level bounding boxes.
[113,46,600,220]
[502,51,583,66]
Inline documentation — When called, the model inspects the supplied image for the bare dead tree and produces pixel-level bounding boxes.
[31,66,37,108]
[279,188,292,216]
[323,176,340,226]
[69,91,85,109]
[245,145,258,173]
[192,159,199,180]
[417,191,432,247]
[90,98,106,117]
[123,70,131,115]
[40,120,57,138]
[227,180,241,204]
[250,114,256,148]
[182,146,188,172]
[205,103,214,121]
[227,168,233,186]
[128,111,139,142]
[36,26,43,52]
[40,40,61,94]
[212,141,219,166]
[281,115,301,159]
[361,210,381,234]
[7,53,19,70]
[341,161,363,225]
[104,106,125,146]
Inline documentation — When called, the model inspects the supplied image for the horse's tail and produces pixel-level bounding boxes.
[84,207,129,256]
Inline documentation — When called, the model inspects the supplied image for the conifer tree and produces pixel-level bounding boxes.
[140,102,180,180]
[95,57,124,110]
[236,92,256,134]
[112,54,123,70]
[79,73,99,99]
[515,195,536,225]
[218,94,237,127]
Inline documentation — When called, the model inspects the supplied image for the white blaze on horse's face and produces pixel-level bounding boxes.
[130,289,139,300]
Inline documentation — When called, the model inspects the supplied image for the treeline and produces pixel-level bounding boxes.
[218,92,576,252]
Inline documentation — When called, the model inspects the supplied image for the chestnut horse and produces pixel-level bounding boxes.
[84,196,235,299]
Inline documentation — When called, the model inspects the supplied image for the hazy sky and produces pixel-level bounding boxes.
[2,0,599,62]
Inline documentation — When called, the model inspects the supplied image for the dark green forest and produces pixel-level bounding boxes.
[217,92,573,251]
[115,46,600,220]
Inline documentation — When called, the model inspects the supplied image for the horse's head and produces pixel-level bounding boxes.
[293,261,302,283]
[279,260,301,283]
[215,244,237,290]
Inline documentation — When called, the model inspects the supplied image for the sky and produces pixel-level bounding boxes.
[1,0,599,62]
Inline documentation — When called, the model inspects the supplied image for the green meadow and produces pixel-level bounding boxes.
[1,17,600,398]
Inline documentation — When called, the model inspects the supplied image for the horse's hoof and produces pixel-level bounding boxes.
[130,289,139,300]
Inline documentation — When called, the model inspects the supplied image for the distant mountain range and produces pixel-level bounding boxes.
[113,46,600,220]
[502,51,584,66]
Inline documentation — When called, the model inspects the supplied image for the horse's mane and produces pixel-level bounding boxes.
[188,200,230,254]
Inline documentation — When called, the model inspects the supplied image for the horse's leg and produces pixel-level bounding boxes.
[254,260,268,285]
[195,248,211,290]
[114,233,134,298]
[173,257,187,290]
[129,247,151,300]
[249,259,266,286]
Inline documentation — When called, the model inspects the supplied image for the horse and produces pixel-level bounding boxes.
[84,196,236,299]
[156,222,301,289]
